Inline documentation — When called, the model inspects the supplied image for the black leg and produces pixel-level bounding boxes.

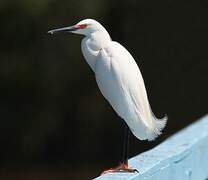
[101,121,138,174]
[121,122,130,165]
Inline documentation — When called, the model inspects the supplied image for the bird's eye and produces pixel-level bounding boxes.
[78,24,88,29]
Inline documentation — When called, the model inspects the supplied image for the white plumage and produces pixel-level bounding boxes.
[80,19,167,141]
[48,19,167,141]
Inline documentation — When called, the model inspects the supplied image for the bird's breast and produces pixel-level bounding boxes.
[95,47,129,119]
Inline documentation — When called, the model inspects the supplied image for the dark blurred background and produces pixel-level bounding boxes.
[0,0,208,179]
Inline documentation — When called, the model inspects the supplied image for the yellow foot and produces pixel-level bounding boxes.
[101,162,138,175]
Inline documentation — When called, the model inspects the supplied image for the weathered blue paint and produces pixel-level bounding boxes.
[94,115,208,180]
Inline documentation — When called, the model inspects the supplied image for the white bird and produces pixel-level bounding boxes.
[48,19,167,173]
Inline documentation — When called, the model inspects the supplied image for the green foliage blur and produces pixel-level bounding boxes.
[0,0,208,179]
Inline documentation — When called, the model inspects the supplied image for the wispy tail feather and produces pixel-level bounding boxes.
[147,115,168,141]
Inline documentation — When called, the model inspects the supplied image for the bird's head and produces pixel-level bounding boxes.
[48,19,105,36]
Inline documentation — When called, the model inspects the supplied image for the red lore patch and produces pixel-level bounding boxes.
[76,24,87,29]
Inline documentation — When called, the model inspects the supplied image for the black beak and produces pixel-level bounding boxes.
[47,25,77,35]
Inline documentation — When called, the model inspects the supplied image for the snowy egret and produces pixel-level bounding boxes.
[48,19,167,173]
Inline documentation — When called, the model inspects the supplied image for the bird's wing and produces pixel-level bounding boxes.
[95,41,167,140]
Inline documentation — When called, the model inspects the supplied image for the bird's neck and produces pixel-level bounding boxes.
[81,31,111,71]
[88,30,111,50]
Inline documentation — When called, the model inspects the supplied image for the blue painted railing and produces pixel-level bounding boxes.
[95,115,208,180]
